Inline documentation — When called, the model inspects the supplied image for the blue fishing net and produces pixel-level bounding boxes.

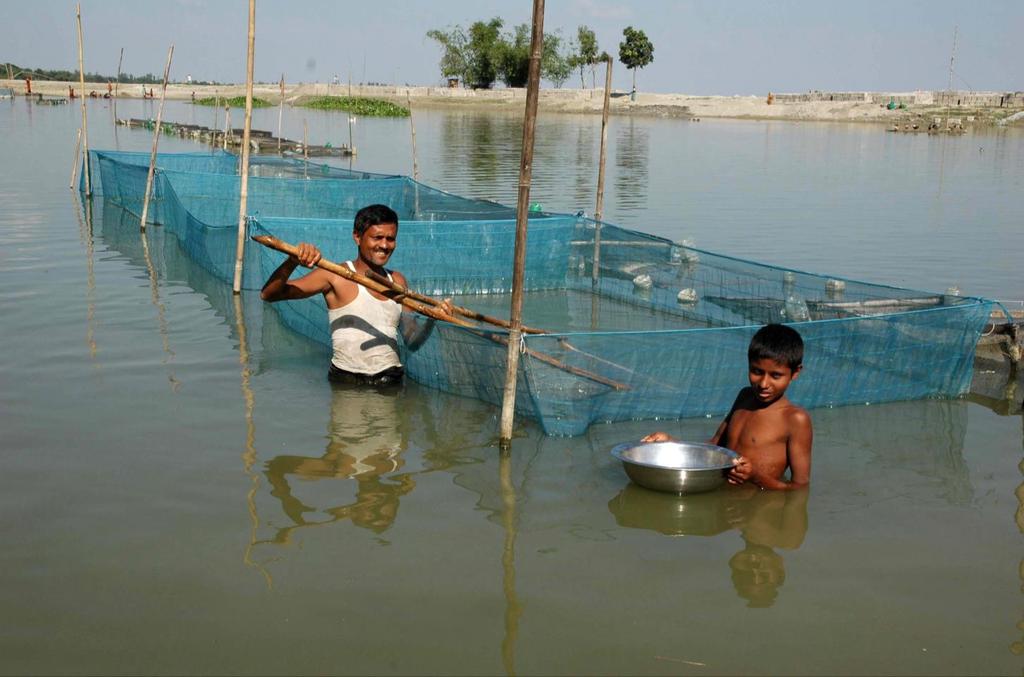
[84,150,993,435]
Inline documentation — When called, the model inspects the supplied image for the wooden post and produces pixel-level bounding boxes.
[232,0,256,294]
[224,107,231,150]
[69,128,82,190]
[76,3,92,197]
[407,94,420,216]
[139,45,174,230]
[213,91,219,139]
[592,55,613,285]
[113,47,123,123]
[277,73,284,153]
[406,93,419,180]
[498,0,545,447]
[348,115,355,154]
[303,119,309,178]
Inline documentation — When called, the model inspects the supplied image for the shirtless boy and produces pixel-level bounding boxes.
[643,324,812,490]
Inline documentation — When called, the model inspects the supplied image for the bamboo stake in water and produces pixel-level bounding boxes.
[75,3,92,197]
[303,119,309,179]
[499,0,546,447]
[592,55,613,286]
[232,0,257,294]
[407,94,420,216]
[277,73,284,154]
[224,107,232,150]
[139,44,174,231]
[69,128,82,190]
[113,47,123,123]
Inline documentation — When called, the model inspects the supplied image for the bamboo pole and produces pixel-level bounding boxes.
[365,269,546,335]
[113,47,123,123]
[232,0,257,294]
[75,3,92,197]
[406,94,420,216]
[277,73,284,153]
[69,127,82,190]
[406,93,419,180]
[224,107,232,150]
[592,55,613,285]
[252,234,628,390]
[139,44,174,231]
[499,0,546,446]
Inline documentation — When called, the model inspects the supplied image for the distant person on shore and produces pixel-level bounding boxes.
[643,324,813,490]
[260,204,452,387]
[25,77,31,95]
[68,86,75,99]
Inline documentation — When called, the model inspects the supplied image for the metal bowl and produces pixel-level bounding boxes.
[611,441,739,494]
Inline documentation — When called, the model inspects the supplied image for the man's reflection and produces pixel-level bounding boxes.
[263,383,413,539]
[608,485,809,607]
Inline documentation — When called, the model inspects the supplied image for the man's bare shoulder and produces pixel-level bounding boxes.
[390,269,407,287]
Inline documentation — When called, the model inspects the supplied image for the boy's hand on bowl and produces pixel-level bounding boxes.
[641,431,674,443]
[727,456,753,484]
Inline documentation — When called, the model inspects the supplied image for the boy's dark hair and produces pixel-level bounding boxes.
[748,324,804,370]
[353,204,399,235]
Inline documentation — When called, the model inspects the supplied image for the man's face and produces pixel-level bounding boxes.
[747,357,799,405]
[354,222,397,268]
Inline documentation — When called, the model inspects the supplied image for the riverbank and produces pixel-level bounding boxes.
[4,79,1022,126]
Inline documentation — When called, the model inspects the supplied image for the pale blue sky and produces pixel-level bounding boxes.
[6,0,1022,94]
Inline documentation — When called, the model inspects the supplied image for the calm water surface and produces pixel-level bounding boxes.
[1,98,1022,675]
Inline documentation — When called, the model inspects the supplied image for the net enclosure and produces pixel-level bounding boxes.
[85,150,994,435]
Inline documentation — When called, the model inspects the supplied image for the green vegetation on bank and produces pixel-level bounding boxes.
[193,96,271,108]
[299,96,409,117]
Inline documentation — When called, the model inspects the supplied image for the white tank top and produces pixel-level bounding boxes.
[327,262,403,374]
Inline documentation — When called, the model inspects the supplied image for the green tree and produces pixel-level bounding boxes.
[465,18,504,88]
[427,18,503,88]
[571,25,600,88]
[494,23,530,87]
[542,31,572,88]
[618,26,654,92]
[425,26,469,84]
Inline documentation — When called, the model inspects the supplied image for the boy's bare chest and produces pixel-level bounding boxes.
[725,408,789,451]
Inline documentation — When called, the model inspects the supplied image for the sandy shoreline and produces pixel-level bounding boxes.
[4,79,1021,126]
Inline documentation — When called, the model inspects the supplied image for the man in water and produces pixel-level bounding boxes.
[260,204,451,387]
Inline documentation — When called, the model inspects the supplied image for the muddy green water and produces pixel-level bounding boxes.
[1,98,1022,675]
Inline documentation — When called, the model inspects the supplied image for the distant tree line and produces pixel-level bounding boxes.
[1,62,222,85]
[426,20,653,91]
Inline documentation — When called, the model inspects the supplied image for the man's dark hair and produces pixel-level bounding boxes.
[353,204,399,235]
[748,324,804,370]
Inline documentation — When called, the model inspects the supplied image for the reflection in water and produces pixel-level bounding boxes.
[73,195,99,363]
[824,400,973,505]
[1011,417,1024,657]
[613,119,649,212]
[499,449,522,676]
[263,383,413,539]
[234,293,273,588]
[608,484,808,608]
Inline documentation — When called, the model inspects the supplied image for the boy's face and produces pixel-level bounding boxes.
[748,357,800,405]
[353,222,398,268]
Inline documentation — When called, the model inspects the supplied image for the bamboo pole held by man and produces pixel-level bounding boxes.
[251,234,629,391]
